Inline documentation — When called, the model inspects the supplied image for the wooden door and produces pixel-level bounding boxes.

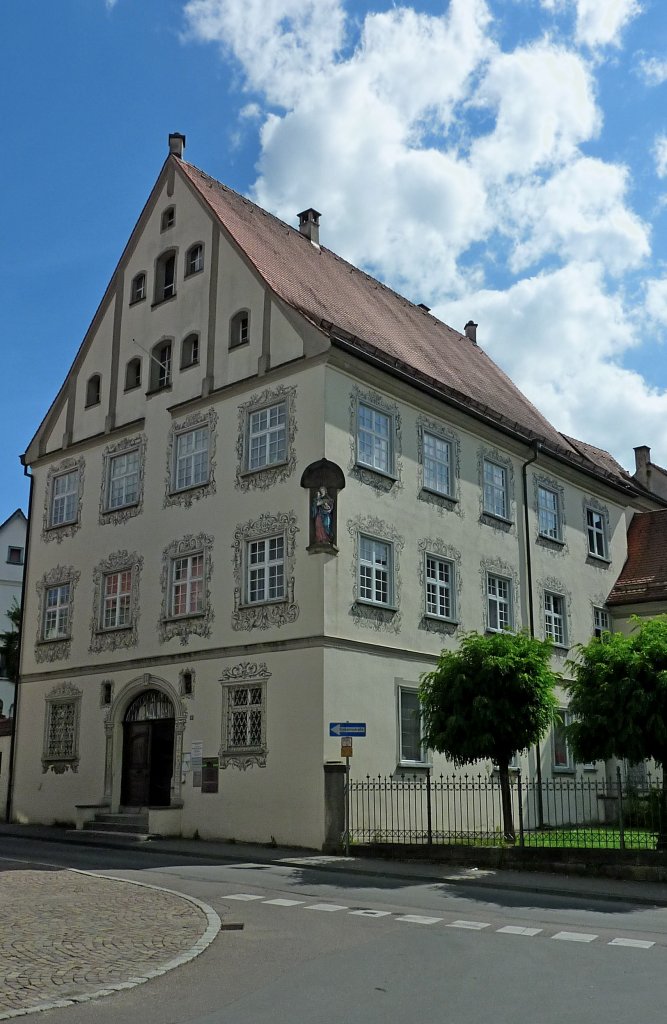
[121,721,151,806]
[149,720,175,806]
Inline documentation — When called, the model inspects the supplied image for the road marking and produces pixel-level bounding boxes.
[263,898,307,907]
[497,925,542,937]
[349,910,392,918]
[223,894,264,901]
[447,920,491,931]
[552,931,597,943]
[608,938,655,949]
[396,914,443,925]
[305,903,348,912]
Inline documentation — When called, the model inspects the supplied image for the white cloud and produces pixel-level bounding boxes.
[654,134,667,178]
[645,279,667,325]
[573,0,641,48]
[637,55,667,86]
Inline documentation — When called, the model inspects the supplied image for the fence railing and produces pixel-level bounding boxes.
[347,768,666,850]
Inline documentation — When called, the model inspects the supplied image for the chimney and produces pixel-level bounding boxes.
[418,303,431,312]
[168,133,186,159]
[298,208,321,247]
[464,320,478,344]
[634,445,651,485]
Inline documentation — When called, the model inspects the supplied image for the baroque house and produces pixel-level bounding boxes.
[10,135,666,847]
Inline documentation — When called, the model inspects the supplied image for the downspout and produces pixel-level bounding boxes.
[5,463,33,824]
[521,439,544,826]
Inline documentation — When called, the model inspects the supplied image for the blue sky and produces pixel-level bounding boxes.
[3,0,667,518]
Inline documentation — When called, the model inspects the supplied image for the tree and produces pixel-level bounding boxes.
[567,616,667,846]
[0,599,21,691]
[419,630,559,841]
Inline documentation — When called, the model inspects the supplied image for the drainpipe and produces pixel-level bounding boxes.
[5,463,33,824]
[521,439,544,827]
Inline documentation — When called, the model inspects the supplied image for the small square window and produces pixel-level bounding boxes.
[357,403,392,475]
[247,402,287,471]
[483,460,508,519]
[359,535,393,606]
[7,547,23,565]
[398,688,426,765]
[422,432,452,496]
[538,486,561,540]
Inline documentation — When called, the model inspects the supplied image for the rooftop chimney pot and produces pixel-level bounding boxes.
[634,445,651,476]
[298,207,321,247]
[464,320,478,344]
[169,133,186,159]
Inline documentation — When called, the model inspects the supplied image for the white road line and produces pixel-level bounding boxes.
[349,910,392,918]
[396,914,443,925]
[263,898,307,907]
[552,931,598,943]
[223,894,264,901]
[497,925,542,937]
[608,938,655,949]
[305,903,348,912]
[447,920,491,931]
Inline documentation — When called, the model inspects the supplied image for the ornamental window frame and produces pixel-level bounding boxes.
[165,409,217,508]
[245,534,286,605]
[585,504,609,560]
[483,459,508,519]
[537,485,561,541]
[42,682,82,774]
[544,590,567,647]
[44,457,85,540]
[35,565,80,663]
[236,385,297,491]
[424,552,456,622]
[356,401,394,477]
[219,662,270,769]
[358,534,394,608]
[90,550,142,653]
[158,533,214,645]
[486,572,512,632]
[232,512,299,630]
[99,435,146,526]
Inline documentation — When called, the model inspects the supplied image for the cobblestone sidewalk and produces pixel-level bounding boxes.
[0,863,217,1019]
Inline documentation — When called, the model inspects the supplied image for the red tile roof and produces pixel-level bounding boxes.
[607,509,667,606]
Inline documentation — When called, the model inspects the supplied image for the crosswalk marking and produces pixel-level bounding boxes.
[224,894,264,901]
[263,898,307,907]
[552,931,598,943]
[448,920,491,931]
[305,903,348,912]
[497,925,543,936]
[609,938,655,949]
[396,914,442,925]
[349,910,392,918]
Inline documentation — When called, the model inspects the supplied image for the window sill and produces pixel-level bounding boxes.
[229,340,250,351]
[38,636,71,646]
[45,521,78,533]
[164,611,206,623]
[6,559,24,566]
[84,400,101,410]
[421,486,457,503]
[169,480,210,496]
[124,383,142,393]
[425,613,458,626]
[586,552,611,565]
[151,294,177,310]
[102,500,139,515]
[129,296,146,307]
[184,268,203,280]
[355,599,398,613]
[537,533,565,546]
[240,598,287,610]
[552,767,576,775]
[239,460,289,478]
[481,511,513,526]
[95,625,132,635]
[145,384,173,398]
[180,359,200,372]
[397,762,432,772]
[355,461,398,483]
[550,643,569,653]
[485,626,515,635]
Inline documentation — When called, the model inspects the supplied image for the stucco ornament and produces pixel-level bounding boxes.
[533,472,568,555]
[35,565,81,663]
[42,682,82,774]
[416,416,463,517]
[89,550,143,653]
[98,434,147,526]
[219,661,270,769]
[347,514,404,634]
[479,556,520,632]
[235,384,297,491]
[477,445,516,534]
[417,538,462,638]
[158,533,214,645]
[231,511,299,631]
[164,408,218,509]
[42,456,85,543]
[349,386,402,495]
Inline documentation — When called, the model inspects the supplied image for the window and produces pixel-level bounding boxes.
[85,374,101,408]
[483,459,508,518]
[359,536,392,606]
[425,555,455,620]
[169,551,204,617]
[173,427,210,491]
[594,607,610,638]
[357,403,392,475]
[149,340,172,391]
[180,670,193,696]
[228,685,264,749]
[586,507,607,558]
[247,402,287,471]
[185,244,203,276]
[553,710,573,770]
[181,333,199,368]
[7,546,23,565]
[246,536,285,603]
[42,683,81,774]
[101,569,132,630]
[538,486,561,540]
[43,583,71,640]
[398,688,426,764]
[422,432,451,496]
[161,206,175,231]
[106,448,140,510]
[130,273,146,304]
[544,592,566,646]
[154,251,176,303]
[487,573,512,631]
[125,357,141,391]
[101,681,113,706]
[49,470,79,528]
[230,310,250,348]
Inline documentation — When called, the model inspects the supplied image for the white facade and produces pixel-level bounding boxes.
[0,510,26,718]
[10,141,663,847]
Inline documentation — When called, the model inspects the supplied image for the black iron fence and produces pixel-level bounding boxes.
[347,768,666,850]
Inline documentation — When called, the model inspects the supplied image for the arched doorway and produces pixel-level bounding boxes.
[121,689,175,807]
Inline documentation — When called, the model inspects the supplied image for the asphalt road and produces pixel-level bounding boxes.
[4,835,667,1024]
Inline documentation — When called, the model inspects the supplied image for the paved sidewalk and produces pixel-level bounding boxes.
[0,858,218,1020]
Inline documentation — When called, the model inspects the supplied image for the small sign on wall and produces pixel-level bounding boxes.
[201,757,219,794]
[341,737,353,758]
[191,741,203,788]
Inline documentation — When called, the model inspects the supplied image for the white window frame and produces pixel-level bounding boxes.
[422,432,452,497]
[544,591,566,646]
[169,551,205,618]
[42,583,71,640]
[186,244,203,276]
[424,553,455,621]
[593,606,610,638]
[173,426,210,492]
[357,402,393,476]
[398,686,427,766]
[247,402,287,472]
[553,709,574,771]
[226,684,265,751]
[537,485,561,540]
[586,507,608,559]
[483,459,508,519]
[246,535,285,604]
[358,535,393,607]
[49,470,79,528]
[487,573,512,632]
[130,273,146,304]
[106,448,140,511]
[101,569,133,630]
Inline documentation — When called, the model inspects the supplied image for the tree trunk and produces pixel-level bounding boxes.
[498,763,515,843]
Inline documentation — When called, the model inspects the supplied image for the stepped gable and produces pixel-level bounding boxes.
[180,160,578,454]
[607,509,667,605]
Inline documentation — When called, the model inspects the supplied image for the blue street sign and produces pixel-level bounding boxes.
[329,722,367,737]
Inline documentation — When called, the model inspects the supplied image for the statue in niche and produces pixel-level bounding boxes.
[312,486,335,545]
[301,458,345,553]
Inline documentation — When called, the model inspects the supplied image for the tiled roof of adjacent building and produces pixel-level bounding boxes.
[607,509,667,606]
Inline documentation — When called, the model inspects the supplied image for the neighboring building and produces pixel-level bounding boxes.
[0,509,27,717]
[10,136,665,847]
[607,508,667,631]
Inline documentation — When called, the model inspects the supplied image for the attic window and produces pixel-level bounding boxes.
[130,273,146,304]
[230,310,250,349]
[85,374,101,408]
[7,546,23,565]
[185,244,203,277]
[125,358,141,391]
[161,206,175,231]
[149,340,172,391]
[181,333,200,369]
[154,251,176,304]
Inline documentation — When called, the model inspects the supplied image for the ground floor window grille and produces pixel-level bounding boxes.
[42,683,81,773]
[219,662,270,768]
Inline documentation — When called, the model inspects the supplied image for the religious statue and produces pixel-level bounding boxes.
[312,486,335,545]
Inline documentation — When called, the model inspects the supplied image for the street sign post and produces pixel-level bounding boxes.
[341,737,353,758]
[329,722,366,737]
[329,723,367,856]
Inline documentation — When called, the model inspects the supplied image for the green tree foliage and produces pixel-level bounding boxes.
[419,630,559,840]
[0,599,21,687]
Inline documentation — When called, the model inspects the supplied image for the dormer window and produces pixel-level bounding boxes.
[85,374,101,408]
[230,310,250,349]
[161,206,175,231]
[149,340,172,391]
[181,333,200,369]
[154,251,176,304]
[186,244,203,277]
[125,357,141,391]
[130,272,146,304]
